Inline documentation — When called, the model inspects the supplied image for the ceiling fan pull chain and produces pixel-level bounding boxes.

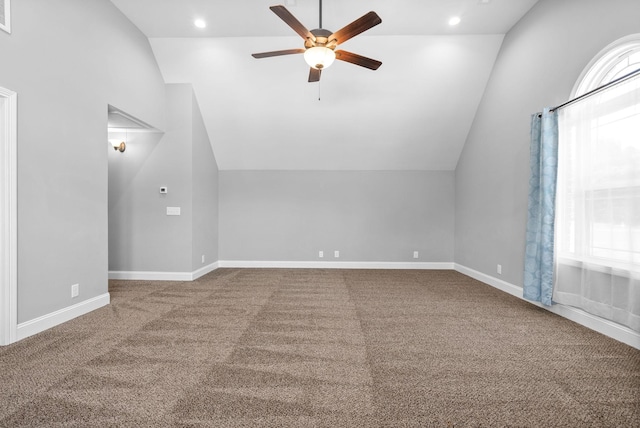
[318,80,321,101]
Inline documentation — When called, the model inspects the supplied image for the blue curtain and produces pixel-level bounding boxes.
[523,108,558,306]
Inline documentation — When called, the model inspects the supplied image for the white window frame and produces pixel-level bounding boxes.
[572,34,640,97]
[556,34,640,274]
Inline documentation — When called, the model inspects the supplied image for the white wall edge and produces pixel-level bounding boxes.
[16,293,110,342]
[218,260,455,270]
[0,87,18,346]
[455,263,640,350]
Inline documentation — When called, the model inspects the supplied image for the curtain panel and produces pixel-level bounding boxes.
[524,108,559,306]
[554,73,640,332]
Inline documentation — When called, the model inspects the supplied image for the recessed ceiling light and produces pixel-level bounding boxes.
[194,19,207,29]
[448,16,461,26]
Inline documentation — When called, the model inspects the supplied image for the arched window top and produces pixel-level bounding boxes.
[572,33,640,97]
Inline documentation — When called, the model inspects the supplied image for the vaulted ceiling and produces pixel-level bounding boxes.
[109,0,539,170]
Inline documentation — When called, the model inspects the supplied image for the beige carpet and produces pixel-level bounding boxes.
[0,269,638,427]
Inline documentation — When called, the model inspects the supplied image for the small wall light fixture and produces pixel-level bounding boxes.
[110,139,126,152]
[109,128,127,153]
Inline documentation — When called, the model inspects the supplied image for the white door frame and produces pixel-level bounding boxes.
[0,87,17,346]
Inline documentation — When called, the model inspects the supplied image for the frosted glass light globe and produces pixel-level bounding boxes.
[304,47,336,70]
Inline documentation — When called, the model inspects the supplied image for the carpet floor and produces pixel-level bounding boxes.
[0,269,638,427]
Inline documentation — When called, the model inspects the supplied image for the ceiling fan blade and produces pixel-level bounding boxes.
[308,68,321,82]
[270,5,315,42]
[252,48,305,59]
[335,50,382,70]
[329,11,381,45]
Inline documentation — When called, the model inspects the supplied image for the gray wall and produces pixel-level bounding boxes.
[0,0,166,323]
[454,0,640,286]
[191,93,219,270]
[219,171,454,263]
[109,84,218,274]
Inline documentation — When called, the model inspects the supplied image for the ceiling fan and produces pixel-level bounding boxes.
[251,0,382,82]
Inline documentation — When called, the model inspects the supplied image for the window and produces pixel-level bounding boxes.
[573,34,640,97]
[553,35,640,332]
[557,82,640,268]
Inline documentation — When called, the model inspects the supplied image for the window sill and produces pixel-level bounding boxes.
[556,256,638,278]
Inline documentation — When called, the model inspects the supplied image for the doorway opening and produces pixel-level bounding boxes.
[107,106,162,278]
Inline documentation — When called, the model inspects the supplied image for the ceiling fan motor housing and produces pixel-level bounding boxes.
[305,29,336,70]
[305,28,335,49]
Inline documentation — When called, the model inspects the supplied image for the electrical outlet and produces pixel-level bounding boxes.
[319,250,324,258]
[201,255,205,264]
[413,251,419,259]
[497,264,502,275]
[334,250,340,258]
[71,284,79,298]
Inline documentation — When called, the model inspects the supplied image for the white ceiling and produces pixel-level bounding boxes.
[109,0,539,170]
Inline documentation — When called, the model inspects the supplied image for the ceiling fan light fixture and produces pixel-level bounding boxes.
[304,46,336,70]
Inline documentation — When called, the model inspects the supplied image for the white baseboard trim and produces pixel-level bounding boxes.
[192,262,219,280]
[109,261,453,280]
[455,264,523,298]
[454,263,640,350]
[109,270,192,281]
[218,260,455,270]
[109,262,219,281]
[17,293,110,341]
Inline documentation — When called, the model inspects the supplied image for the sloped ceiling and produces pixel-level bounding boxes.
[110,0,539,170]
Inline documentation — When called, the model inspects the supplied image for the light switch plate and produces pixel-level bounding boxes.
[167,207,181,216]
